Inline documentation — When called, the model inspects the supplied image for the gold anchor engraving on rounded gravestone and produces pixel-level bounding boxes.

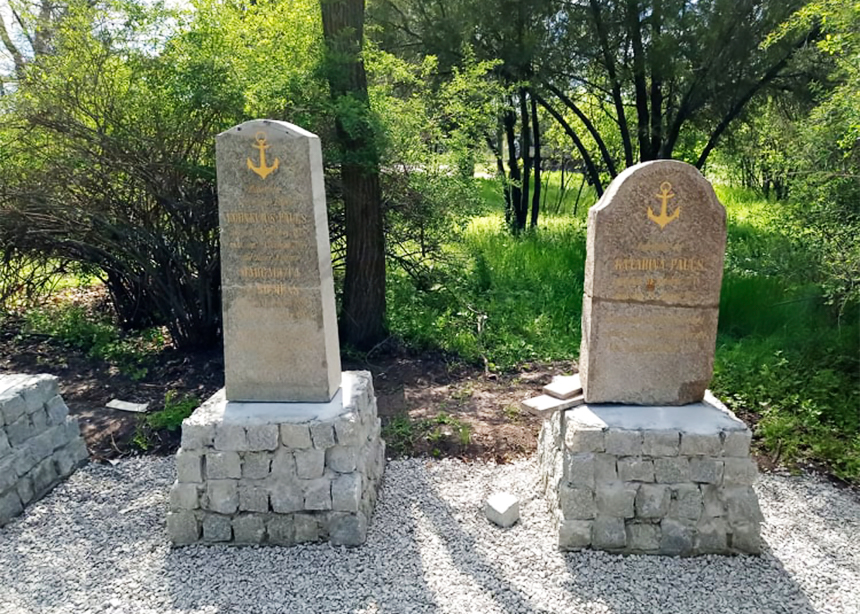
[647,181,681,229]
[247,131,280,179]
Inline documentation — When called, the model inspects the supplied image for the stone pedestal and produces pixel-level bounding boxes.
[537,392,762,555]
[0,374,89,526]
[167,371,385,546]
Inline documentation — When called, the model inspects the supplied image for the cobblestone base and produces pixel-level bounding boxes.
[538,392,762,555]
[0,374,89,526]
[167,371,385,547]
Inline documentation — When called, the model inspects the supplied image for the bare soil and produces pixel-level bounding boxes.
[0,309,566,462]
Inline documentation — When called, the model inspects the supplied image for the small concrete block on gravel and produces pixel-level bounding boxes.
[485,492,520,528]
[542,374,582,400]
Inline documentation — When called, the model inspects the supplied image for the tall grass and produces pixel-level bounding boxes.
[387,179,860,480]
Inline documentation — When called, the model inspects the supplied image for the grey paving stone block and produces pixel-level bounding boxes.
[20,375,59,413]
[294,513,323,542]
[267,515,295,545]
[595,482,637,518]
[559,485,596,520]
[327,446,360,473]
[310,423,336,449]
[294,448,325,479]
[167,511,200,545]
[565,453,595,487]
[238,484,269,513]
[558,519,592,550]
[642,430,680,457]
[680,433,722,456]
[722,458,758,485]
[627,522,660,551]
[594,454,618,482]
[233,514,266,544]
[30,429,56,463]
[206,451,242,480]
[689,457,724,484]
[269,480,303,513]
[64,417,82,442]
[660,519,694,556]
[280,424,312,449]
[332,473,362,512]
[0,392,26,425]
[206,480,238,514]
[180,423,214,450]
[68,437,89,463]
[592,517,626,549]
[48,424,69,451]
[702,485,726,517]
[53,444,81,477]
[671,484,703,520]
[13,442,41,477]
[0,429,10,456]
[696,517,728,553]
[617,457,655,482]
[0,489,23,525]
[6,415,32,446]
[722,429,752,457]
[564,425,605,453]
[16,475,34,505]
[31,457,57,495]
[302,477,332,510]
[214,424,249,451]
[654,457,691,483]
[605,430,641,457]
[329,512,367,546]
[170,482,200,511]
[334,413,363,446]
[30,408,48,432]
[175,449,204,483]
[246,424,279,451]
[45,395,69,426]
[635,484,670,518]
[0,457,18,491]
[202,514,232,542]
[270,448,297,478]
[730,522,762,554]
[724,486,764,525]
[242,452,272,480]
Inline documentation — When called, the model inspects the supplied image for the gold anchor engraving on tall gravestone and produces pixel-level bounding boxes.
[647,181,680,229]
[247,131,280,179]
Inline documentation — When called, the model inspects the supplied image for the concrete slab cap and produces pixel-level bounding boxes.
[543,374,583,400]
[521,394,584,416]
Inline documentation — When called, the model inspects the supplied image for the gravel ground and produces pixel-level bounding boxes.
[0,456,858,614]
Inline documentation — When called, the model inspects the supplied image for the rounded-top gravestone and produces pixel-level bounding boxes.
[579,160,727,405]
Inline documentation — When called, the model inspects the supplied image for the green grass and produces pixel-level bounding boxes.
[388,178,860,481]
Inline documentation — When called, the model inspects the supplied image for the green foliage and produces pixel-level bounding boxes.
[134,390,200,451]
[381,412,472,458]
[21,302,163,379]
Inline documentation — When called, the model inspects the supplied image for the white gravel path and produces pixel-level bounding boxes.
[0,456,858,614]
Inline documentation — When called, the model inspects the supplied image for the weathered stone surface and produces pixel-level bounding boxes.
[271,448,297,478]
[302,477,332,510]
[269,480,303,514]
[180,422,215,450]
[592,517,626,549]
[242,452,272,480]
[565,453,595,487]
[660,519,694,555]
[294,513,323,542]
[543,374,582,400]
[730,522,762,554]
[722,458,758,485]
[595,482,636,518]
[202,514,232,542]
[233,514,266,544]
[605,430,641,457]
[643,430,680,456]
[1,392,26,425]
[618,457,655,483]
[594,454,618,482]
[558,519,592,550]
[654,457,691,484]
[722,429,752,457]
[560,485,596,520]
[627,522,660,551]
[326,446,359,473]
[485,492,520,528]
[332,473,362,512]
[294,448,325,479]
[521,394,584,416]
[45,395,69,425]
[280,424,312,449]
[206,480,239,514]
[680,432,722,456]
[207,451,242,480]
[238,484,269,513]
[166,512,199,545]
[563,411,606,453]
[217,120,340,402]
[580,161,726,405]
[170,482,200,511]
[689,457,724,484]
[214,424,249,452]
[310,422,336,449]
[246,424,279,451]
[635,484,670,518]
[267,515,295,545]
[696,517,728,553]
[329,512,367,546]
[16,476,34,505]
[670,484,703,520]
[175,450,204,483]
[724,486,764,525]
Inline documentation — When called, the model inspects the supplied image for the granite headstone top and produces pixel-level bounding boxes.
[580,160,727,405]
[216,120,340,403]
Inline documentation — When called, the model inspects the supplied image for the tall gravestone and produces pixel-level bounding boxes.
[167,120,385,547]
[534,161,762,556]
[580,160,726,405]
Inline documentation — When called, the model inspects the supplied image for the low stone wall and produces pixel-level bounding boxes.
[167,371,385,547]
[0,374,89,526]
[538,392,762,555]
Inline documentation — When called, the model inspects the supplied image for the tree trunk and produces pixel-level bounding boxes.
[518,88,531,231]
[626,0,651,161]
[503,106,522,229]
[530,93,541,228]
[321,0,386,349]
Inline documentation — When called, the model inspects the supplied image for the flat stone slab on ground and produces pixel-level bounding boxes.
[106,399,150,413]
[543,374,582,400]
[521,394,585,416]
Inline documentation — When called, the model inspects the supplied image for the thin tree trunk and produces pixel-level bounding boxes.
[530,93,541,228]
[503,107,522,228]
[321,0,386,349]
[518,88,531,231]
